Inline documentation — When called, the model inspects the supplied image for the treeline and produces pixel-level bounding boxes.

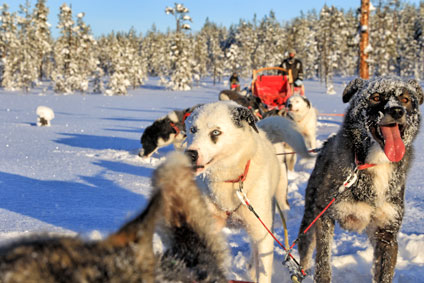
[1,0,423,94]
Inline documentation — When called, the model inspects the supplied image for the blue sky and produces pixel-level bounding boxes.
[5,0,422,37]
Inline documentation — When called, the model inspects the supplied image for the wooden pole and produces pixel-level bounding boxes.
[360,0,370,79]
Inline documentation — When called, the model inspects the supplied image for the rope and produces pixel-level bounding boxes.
[276,147,321,156]
[318,113,344,117]
[235,182,307,282]
[288,160,376,255]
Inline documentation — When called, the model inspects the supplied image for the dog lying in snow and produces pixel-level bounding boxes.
[297,76,423,283]
[184,101,311,283]
[219,89,265,119]
[139,105,200,158]
[0,152,228,282]
[36,106,55,127]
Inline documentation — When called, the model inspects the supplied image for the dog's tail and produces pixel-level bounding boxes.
[257,115,313,158]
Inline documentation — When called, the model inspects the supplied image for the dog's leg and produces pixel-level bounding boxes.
[367,226,399,283]
[298,185,318,271]
[242,205,274,283]
[314,216,335,283]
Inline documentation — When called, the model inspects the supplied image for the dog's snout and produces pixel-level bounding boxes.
[389,106,405,120]
[185,149,199,164]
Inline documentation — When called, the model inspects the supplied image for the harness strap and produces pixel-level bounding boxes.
[224,160,251,183]
[182,111,191,123]
[355,154,377,170]
[169,122,180,135]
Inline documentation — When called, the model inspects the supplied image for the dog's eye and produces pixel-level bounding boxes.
[400,97,409,104]
[370,94,381,103]
[190,126,197,134]
[211,130,221,136]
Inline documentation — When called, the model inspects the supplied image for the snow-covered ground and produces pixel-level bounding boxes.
[0,77,423,282]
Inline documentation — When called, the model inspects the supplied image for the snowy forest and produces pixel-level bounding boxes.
[1,0,424,94]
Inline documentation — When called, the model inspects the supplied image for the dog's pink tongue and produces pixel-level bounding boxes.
[381,124,405,162]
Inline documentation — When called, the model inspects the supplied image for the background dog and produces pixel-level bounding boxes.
[184,101,311,283]
[139,105,200,158]
[36,105,55,127]
[219,89,265,119]
[283,95,318,171]
[0,152,228,283]
[297,77,423,283]
[286,95,318,150]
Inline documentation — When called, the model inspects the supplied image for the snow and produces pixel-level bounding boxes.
[0,77,423,282]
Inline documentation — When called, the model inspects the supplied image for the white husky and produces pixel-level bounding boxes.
[285,95,318,150]
[184,101,311,283]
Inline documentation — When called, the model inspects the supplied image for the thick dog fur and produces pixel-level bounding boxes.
[0,152,228,283]
[184,101,311,283]
[139,105,200,158]
[36,105,55,127]
[297,77,423,283]
[219,89,265,119]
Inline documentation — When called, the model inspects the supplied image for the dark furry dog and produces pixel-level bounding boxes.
[139,106,200,158]
[219,89,265,119]
[297,76,423,283]
[0,152,228,283]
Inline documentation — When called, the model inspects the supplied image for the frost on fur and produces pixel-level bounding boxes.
[36,106,55,127]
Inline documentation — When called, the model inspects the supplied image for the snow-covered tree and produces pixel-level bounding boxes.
[73,12,98,92]
[192,31,208,85]
[0,4,18,87]
[165,3,193,90]
[316,5,349,94]
[167,32,193,90]
[52,3,77,94]
[3,1,39,91]
[32,0,52,81]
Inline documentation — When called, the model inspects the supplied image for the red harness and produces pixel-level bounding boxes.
[169,111,192,136]
[224,160,251,184]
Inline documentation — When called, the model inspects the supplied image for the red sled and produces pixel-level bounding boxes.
[251,67,304,110]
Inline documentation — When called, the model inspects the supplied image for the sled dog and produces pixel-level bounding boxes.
[184,101,311,283]
[283,95,318,171]
[297,77,423,283]
[0,152,228,283]
[139,105,200,158]
[219,89,265,119]
[286,95,318,150]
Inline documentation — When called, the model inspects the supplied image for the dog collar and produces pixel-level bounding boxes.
[169,122,181,135]
[355,154,376,170]
[224,160,251,183]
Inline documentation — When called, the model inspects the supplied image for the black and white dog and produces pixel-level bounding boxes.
[297,77,423,282]
[139,105,200,158]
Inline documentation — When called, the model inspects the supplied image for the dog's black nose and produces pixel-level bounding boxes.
[185,149,198,164]
[389,106,405,120]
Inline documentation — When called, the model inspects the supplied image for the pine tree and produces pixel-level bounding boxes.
[0,4,17,87]
[165,3,193,90]
[32,0,52,81]
[104,33,131,95]
[73,12,97,92]
[52,3,77,94]
[4,0,39,91]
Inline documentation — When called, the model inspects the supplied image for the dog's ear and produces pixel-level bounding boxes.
[407,79,424,105]
[303,96,311,108]
[343,78,365,103]
[231,106,259,133]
